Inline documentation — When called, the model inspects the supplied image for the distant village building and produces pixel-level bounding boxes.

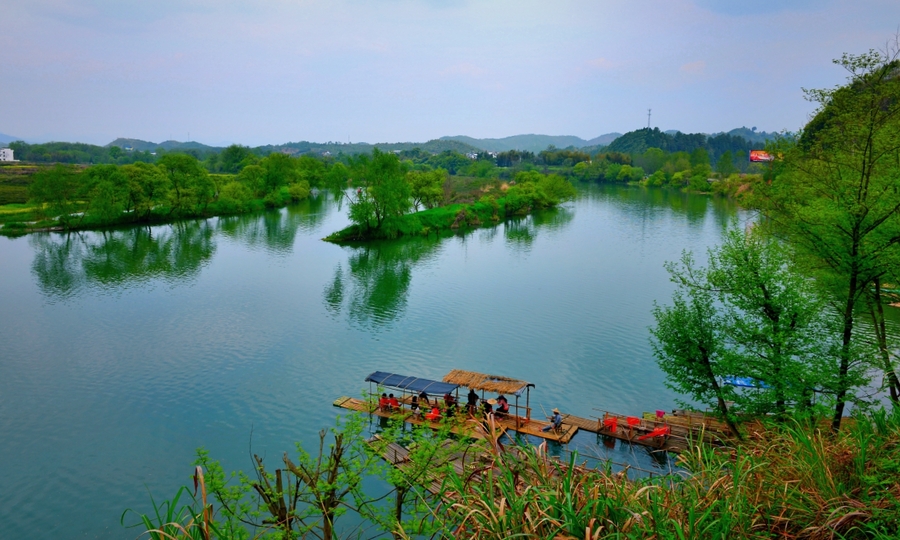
[0,148,14,161]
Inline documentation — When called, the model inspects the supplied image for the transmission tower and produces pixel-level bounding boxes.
[647,109,651,129]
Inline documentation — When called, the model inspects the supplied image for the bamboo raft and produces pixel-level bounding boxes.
[338,369,734,453]
[332,396,578,443]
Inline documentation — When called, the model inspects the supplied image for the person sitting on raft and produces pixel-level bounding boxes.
[418,390,430,407]
[379,393,389,411]
[467,388,479,415]
[388,393,400,411]
[495,395,510,417]
[541,408,563,432]
[483,398,495,417]
[410,395,420,416]
[425,405,441,422]
[443,393,458,415]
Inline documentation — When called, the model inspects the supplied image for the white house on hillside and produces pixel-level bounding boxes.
[0,148,14,161]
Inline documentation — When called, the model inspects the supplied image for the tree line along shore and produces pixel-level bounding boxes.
[0,123,769,237]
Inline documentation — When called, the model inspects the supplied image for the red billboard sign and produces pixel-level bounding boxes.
[749,150,774,162]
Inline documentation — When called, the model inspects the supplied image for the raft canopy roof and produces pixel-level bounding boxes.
[365,371,459,396]
[442,370,534,397]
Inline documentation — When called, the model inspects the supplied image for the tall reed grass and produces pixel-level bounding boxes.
[431,408,900,539]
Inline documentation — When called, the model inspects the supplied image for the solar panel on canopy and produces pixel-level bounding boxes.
[365,371,459,395]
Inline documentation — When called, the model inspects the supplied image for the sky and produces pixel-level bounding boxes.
[2,0,899,147]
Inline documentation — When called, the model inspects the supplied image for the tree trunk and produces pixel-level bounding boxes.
[871,279,900,402]
[701,351,742,439]
[832,271,858,432]
[393,486,406,539]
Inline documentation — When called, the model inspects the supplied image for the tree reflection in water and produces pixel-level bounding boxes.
[30,221,216,299]
[324,236,443,329]
[503,206,574,252]
[324,207,575,329]
[216,194,327,254]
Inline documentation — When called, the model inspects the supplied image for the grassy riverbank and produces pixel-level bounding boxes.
[439,411,900,539]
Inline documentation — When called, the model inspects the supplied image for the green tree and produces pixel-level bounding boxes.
[635,147,667,173]
[27,164,83,222]
[296,155,326,187]
[216,181,254,213]
[715,150,736,177]
[652,227,844,432]
[348,149,411,234]
[406,169,445,211]
[236,164,266,196]
[259,153,301,195]
[158,153,208,215]
[753,47,900,430]
[650,255,740,436]
[120,162,170,220]
[707,228,839,418]
[219,144,253,174]
[83,164,129,224]
[689,147,710,168]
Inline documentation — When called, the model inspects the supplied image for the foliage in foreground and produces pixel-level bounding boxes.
[127,408,900,539]
[436,409,900,540]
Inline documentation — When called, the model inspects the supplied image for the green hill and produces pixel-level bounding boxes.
[107,138,219,152]
[440,133,621,153]
[606,128,759,162]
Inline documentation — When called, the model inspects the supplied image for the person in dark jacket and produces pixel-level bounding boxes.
[467,388,479,416]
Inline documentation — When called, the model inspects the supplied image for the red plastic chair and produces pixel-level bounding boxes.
[626,416,641,427]
[638,426,671,441]
[603,416,618,433]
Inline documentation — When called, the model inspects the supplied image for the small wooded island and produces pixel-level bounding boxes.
[323,149,577,242]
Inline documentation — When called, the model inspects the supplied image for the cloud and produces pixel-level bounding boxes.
[439,63,487,78]
[679,60,706,75]
[587,57,616,70]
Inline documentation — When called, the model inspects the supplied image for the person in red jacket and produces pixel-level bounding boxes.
[388,393,400,410]
[379,393,389,411]
[495,395,510,417]
[425,405,441,421]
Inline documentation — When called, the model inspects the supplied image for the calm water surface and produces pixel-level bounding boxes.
[0,185,744,538]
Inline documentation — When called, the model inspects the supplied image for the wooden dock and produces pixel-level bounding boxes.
[557,410,732,453]
[333,396,578,443]
[335,397,732,453]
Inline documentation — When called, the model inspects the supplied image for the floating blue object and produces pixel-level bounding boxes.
[723,376,771,389]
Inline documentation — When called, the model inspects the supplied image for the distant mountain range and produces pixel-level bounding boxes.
[440,133,622,153]
[106,137,484,156]
[8,127,777,156]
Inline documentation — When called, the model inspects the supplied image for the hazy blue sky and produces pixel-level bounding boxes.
[3,0,899,146]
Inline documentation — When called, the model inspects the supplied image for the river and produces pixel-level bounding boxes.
[0,184,744,538]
